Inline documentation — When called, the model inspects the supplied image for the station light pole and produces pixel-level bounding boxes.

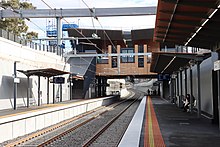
[13,61,20,110]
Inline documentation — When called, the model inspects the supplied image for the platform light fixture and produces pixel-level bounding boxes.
[185,5,220,46]
[161,56,176,73]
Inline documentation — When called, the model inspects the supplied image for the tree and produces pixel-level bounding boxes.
[0,0,38,38]
[26,31,38,40]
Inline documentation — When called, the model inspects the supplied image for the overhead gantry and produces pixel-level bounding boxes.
[0,6,156,50]
[0,7,156,18]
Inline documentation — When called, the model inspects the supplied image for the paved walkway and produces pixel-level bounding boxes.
[148,96,220,147]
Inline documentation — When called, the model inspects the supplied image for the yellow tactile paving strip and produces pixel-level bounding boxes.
[144,96,166,147]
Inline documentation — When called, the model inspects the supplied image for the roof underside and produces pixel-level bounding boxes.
[154,0,220,49]
[68,28,124,41]
[150,52,211,74]
[18,68,70,77]
[68,28,155,43]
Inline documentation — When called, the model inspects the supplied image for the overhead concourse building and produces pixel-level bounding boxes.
[66,28,160,98]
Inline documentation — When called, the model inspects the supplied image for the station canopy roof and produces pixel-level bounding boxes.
[154,0,220,49]
[68,28,124,41]
[18,68,70,77]
[150,52,211,74]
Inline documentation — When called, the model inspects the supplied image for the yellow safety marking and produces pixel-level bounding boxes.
[147,97,155,147]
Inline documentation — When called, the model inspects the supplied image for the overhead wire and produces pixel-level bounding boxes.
[80,0,117,52]
[41,0,53,9]
[80,0,121,75]
[27,19,46,33]
[39,0,104,54]
[39,0,98,71]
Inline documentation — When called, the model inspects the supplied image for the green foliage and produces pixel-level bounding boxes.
[26,31,38,40]
[0,0,37,38]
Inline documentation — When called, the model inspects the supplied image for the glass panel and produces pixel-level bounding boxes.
[112,56,117,68]
[147,54,152,63]
[138,56,144,67]
[138,45,144,53]
[121,48,134,63]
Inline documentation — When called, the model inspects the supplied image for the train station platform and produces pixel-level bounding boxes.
[0,96,118,143]
[120,96,220,147]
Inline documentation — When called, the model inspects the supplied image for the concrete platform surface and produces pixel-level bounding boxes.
[152,96,220,147]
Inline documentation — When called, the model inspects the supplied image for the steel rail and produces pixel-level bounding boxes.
[6,93,132,146]
[4,106,106,147]
[82,96,140,147]
[37,96,135,147]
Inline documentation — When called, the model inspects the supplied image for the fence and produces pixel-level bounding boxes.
[0,29,64,56]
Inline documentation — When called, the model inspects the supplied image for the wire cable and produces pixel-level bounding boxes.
[80,0,117,52]
[39,0,98,70]
[40,0,53,9]
[27,19,46,33]
[39,0,104,54]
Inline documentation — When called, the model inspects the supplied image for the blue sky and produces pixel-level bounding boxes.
[25,0,158,44]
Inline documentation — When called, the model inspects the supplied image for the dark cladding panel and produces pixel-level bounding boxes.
[67,28,123,41]
[131,29,154,40]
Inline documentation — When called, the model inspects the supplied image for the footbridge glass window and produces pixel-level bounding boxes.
[121,48,135,63]
[112,46,117,53]
[97,56,108,64]
[147,54,152,63]
[138,45,144,53]
[138,56,144,67]
[112,56,117,68]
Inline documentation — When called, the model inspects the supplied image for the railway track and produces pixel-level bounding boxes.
[82,95,141,147]
[3,89,143,147]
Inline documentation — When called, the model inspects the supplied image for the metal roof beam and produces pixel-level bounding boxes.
[157,26,195,32]
[0,7,156,18]
[163,53,199,60]
[64,52,152,58]
[155,38,185,45]
[160,10,208,19]
[156,35,187,39]
[159,19,201,26]
[161,0,218,8]
[188,42,212,49]
[156,31,191,36]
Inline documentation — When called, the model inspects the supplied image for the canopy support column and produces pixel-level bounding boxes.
[53,77,55,104]
[190,66,193,113]
[197,61,201,118]
[47,77,50,104]
[38,76,41,106]
[180,70,183,107]
[60,83,62,102]
[27,76,30,107]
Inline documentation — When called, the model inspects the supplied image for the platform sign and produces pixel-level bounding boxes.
[50,77,65,84]
[46,30,57,37]
[157,73,170,81]
[214,60,220,71]
[62,24,79,31]
[14,78,20,83]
